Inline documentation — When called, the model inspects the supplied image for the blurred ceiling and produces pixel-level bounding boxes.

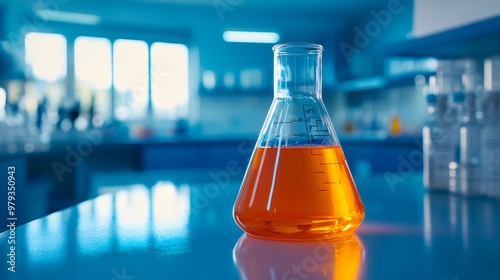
[3,0,406,33]
[3,0,402,24]
[98,0,392,16]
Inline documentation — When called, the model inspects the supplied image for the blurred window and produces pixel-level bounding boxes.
[25,32,67,82]
[151,42,189,120]
[75,36,112,125]
[25,32,67,113]
[113,39,149,120]
[26,33,190,123]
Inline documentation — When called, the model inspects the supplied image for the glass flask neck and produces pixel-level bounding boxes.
[273,43,323,98]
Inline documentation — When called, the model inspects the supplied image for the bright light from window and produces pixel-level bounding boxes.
[75,36,112,121]
[223,31,280,43]
[26,212,66,263]
[151,42,189,119]
[75,37,112,90]
[25,33,67,82]
[0,87,6,111]
[113,39,149,120]
[25,33,190,123]
[115,186,150,251]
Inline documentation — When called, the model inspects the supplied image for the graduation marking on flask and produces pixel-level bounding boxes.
[272,104,332,145]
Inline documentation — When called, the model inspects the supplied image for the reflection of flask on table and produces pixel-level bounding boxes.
[233,43,364,241]
[233,234,364,280]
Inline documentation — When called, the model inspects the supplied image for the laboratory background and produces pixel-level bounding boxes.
[0,0,500,279]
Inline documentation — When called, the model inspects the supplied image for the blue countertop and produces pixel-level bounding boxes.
[0,125,421,157]
[1,170,498,279]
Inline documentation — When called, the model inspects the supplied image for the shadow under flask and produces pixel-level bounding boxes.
[233,43,365,241]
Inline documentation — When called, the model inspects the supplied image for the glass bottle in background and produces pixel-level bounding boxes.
[436,60,455,90]
[433,60,460,192]
[481,57,500,199]
[448,61,466,193]
[435,60,455,112]
[423,76,454,191]
[448,90,465,193]
[389,109,402,136]
[458,59,483,195]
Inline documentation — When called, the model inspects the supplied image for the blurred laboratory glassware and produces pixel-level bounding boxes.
[423,76,454,191]
[482,57,500,199]
[458,59,483,195]
[448,92,465,193]
[239,68,263,91]
[389,109,402,136]
[433,60,461,192]
[223,71,236,90]
[436,60,455,98]
[202,70,216,91]
[0,87,6,119]
[233,234,364,280]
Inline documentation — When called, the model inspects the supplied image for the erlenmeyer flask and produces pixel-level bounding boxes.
[233,43,364,240]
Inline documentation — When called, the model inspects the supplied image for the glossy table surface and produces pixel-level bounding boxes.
[1,170,499,280]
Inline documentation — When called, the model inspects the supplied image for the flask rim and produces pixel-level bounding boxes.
[273,42,323,54]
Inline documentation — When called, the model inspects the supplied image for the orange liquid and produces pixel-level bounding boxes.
[234,146,364,240]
